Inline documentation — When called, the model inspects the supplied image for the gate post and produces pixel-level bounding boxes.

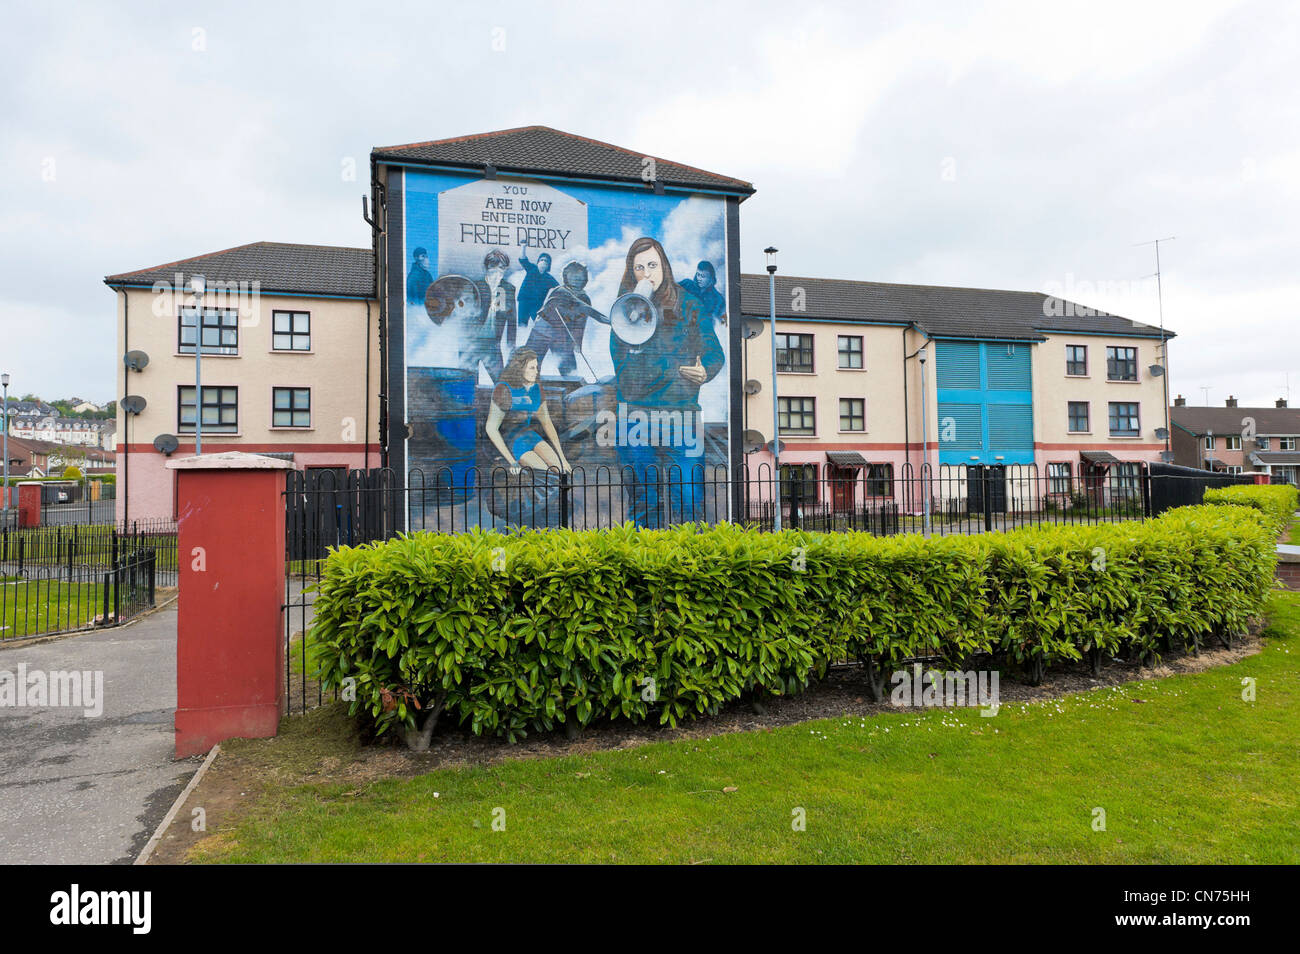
[17,482,42,528]
[168,452,292,758]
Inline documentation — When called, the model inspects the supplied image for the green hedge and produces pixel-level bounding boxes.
[1203,484,1298,535]
[309,505,1278,741]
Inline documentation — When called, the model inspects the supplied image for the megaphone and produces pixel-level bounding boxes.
[609,292,659,345]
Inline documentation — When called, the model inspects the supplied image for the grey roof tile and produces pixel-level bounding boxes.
[738,274,1171,340]
[373,126,754,195]
[104,242,374,298]
[1171,406,1300,435]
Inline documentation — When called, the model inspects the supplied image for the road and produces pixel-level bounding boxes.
[0,603,198,864]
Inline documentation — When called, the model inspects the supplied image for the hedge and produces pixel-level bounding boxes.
[1202,484,1298,535]
[309,504,1278,743]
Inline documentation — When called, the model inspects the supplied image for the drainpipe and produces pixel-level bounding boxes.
[118,287,129,529]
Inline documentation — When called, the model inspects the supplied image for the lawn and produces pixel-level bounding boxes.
[191,592,1300,865]
[0,578,116,638]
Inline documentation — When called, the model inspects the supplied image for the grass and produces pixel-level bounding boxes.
[188,591,1300,864]
[0,579,116,638]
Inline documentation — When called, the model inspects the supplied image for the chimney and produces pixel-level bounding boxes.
[1174,395,1187,407]
[1225,395,1237,408]
[1278,398,1289,408]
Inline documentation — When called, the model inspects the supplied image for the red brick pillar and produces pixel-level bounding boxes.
[17,482,41,528]
[168,452,292,758]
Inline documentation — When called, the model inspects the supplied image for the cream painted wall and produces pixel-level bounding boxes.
[113,286,381,521]
[1032,333,1169,462]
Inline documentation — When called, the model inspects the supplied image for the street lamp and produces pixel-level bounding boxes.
[190,275,206,454]
[2,372,9,519]
[765,247,781,531]
[918,349,931,536]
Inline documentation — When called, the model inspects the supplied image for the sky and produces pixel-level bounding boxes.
[1,0,1296,408]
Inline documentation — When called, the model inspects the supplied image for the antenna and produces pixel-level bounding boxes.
[1200,386,1212,406]
[1135,236,1175,453]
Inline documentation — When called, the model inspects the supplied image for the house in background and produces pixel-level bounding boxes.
[1170,395,1299,484]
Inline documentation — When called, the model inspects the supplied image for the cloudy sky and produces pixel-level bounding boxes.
[2,0,1296,408]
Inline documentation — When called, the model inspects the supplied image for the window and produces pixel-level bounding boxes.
[178,386,237,434]
[1112,462,1140,497]
[839,398,865,432]
[1225,435,1242,451]
[838,335,863,369]
[1106,346,1137,381]
[179,308,238,355]
[272,311,311,351]
[1204,435,1216,450]
[1047,462,1072,495]
[775,333,814,373]
[1108,402,1140,436]
[272,387,311,427]
[1067,401,1090,433]
[779,464,818,501]
[1066,345,1088,376]
[1281,437,1298,451]
[778,397,816,435]
[1258,437,1271,450]
[1226,465,1243,475]
[866,463,893,497]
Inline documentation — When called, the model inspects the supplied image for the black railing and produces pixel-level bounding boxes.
[0,522,174,640]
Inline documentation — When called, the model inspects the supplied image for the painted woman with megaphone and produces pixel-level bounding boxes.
[609,236,725,527]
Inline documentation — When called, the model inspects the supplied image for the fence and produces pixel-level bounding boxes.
[0,520,175,640]
[281,461,1251,713]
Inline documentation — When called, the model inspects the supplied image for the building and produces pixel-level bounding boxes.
[1170,396,1299,484]
[3,435,115,477]
[104,125,1178,524]
[8,415,115,450]
[740,275,1172,509]
[104,242,380,522]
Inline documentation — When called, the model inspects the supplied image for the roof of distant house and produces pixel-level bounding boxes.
[373,125,755,195]
[1171,405,1300,435]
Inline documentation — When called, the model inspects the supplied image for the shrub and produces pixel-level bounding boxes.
[309,507,1278,743]
[1203,484,1298,535]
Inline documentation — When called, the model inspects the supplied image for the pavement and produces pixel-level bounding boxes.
[0,603,197,864]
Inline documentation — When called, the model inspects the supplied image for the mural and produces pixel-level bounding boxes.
[402,170,732,528]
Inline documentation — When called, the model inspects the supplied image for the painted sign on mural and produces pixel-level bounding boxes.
[403,169,731,528]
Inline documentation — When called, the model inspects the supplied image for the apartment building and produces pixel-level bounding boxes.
[739,275,1170,505]
[104,243,381,522]
[1170,396,1299,484]
[8,416,114,449]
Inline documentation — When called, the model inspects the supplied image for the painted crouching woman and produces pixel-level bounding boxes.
[484,347,571,474]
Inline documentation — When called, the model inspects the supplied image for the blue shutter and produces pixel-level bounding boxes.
[986,343,1032,390]
[987,404,1034,451]
[935,341,980,389]
[937,402,983,452]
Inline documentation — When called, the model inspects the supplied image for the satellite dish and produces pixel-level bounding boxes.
[121,395,147,415]
[1159,450,1175,462]
[742,429,767,454]
[123,350,150,372]
[744,379,762,395]
[1148,364,1165,377]
[768,439,786,456]
[742,318,765,340]
[1154,427,1169,440]
[153,433,179,456]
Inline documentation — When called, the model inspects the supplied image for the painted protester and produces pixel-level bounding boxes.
[609,236,724,525]
[515,244,558,340]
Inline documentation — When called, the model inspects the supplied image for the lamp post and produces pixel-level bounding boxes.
[765,247,781,531]
[918,348,931,536]
[2,372,9,519]
[191,275,206,455]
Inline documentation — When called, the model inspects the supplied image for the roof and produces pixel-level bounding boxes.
[1171,405,1300,436]
[826,451,869,467]
[104,242,374,299]
[1251,451,1300,466]
[373,126,754,195]
[1080,450,1121,464]
[4,434,114,462]
[738,274,1170,340]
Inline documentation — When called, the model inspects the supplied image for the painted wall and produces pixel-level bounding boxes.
[113,286,381,522]
[394,167,735,528]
